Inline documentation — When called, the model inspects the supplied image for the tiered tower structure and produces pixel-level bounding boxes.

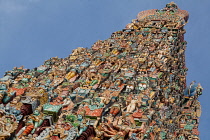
[0,2,202,140]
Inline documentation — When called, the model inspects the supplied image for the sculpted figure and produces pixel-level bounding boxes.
[0,114,18,139]
[126,97,138,113]
[98,65,112,81]
[44,121,67,140]
[65,69,78,81]
[85,71,101,89]
[100,116,145,140]
[28,108,45,134]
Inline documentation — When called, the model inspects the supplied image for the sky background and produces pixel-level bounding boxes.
[0,0,209,139]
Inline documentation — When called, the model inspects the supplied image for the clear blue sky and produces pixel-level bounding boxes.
[0,0,209,139]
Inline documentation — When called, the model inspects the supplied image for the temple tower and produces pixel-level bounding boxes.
[0,2,202,140]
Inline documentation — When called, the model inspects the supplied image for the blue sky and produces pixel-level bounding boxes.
[0,0,210,139]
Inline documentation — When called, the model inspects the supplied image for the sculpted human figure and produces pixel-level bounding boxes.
[85,70,101,89]
[28,108,45,134]
[93,118,104,140]
[9,96,23,110]
[126,97,138,113]
[44,121,67,140]
[100,81,111,92]
[98,63,112,81]
[65,69,78,81]
[100,116,145,140]
[0,114,18,139]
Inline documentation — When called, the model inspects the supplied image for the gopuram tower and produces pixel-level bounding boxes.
[0,2,202,140]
